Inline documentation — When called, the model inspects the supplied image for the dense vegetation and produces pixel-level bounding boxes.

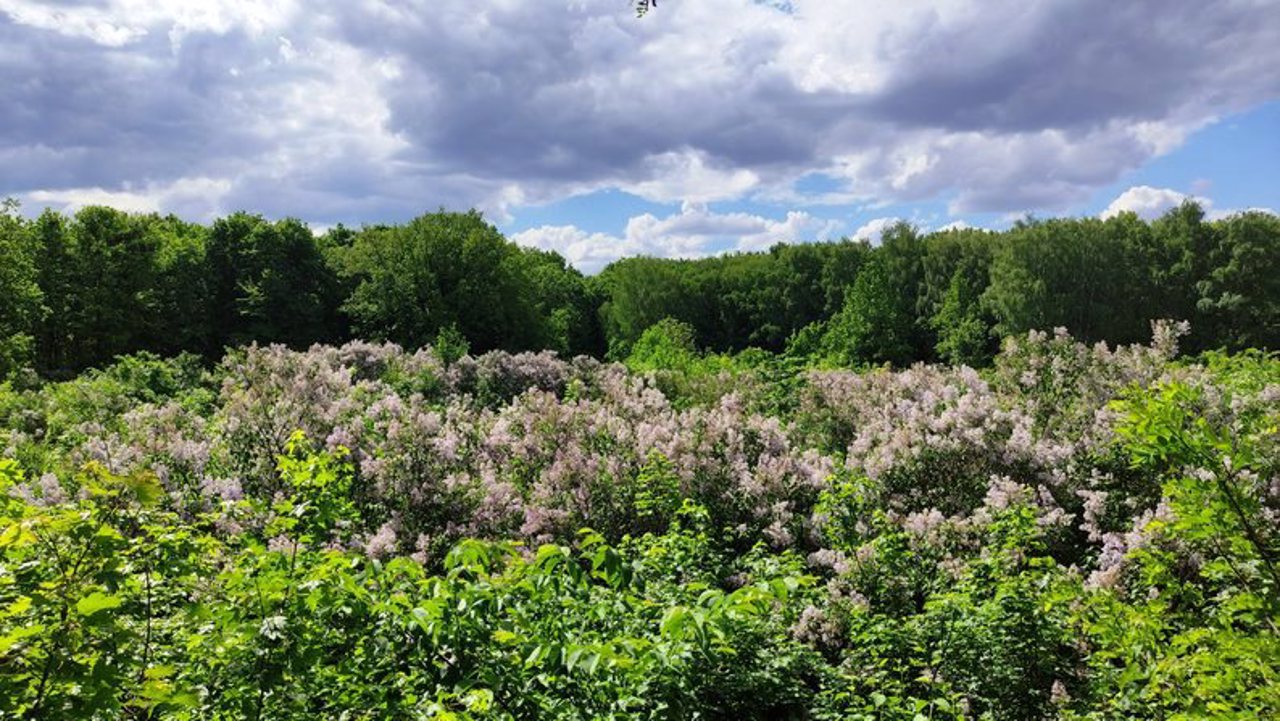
[2,199,1277,717]
[1,323,1276,718]
[2,200,1279,382]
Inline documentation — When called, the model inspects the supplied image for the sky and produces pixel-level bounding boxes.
[2,0,1278,272]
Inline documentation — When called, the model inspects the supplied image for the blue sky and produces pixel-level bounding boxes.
[2,1,1277,272]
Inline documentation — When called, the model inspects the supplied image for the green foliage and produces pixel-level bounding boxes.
[0,456,820,720]
[274,431,359,543]
[0,352,214,476]
[1073,379,1280,719]
[0,200,41,377]
[28,206,161,374]
[810,486,1078,720]
[3,202,1280,384]
[519,248,603,356]
[1195,210,1280,350]
[434,323,472,365]
[619,318,769,409]
[625,318,701,374]
[340,210,589,355]
[208,212,343,351]
[982,210,1205,349]
[598,241,871,359]
[0,462,182,718]
[597,257,694,360]
[819,251,915,367]
[3,340,1280,718]
[930,250,996,367]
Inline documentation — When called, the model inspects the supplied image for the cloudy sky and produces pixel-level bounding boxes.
[3,0,1278,271]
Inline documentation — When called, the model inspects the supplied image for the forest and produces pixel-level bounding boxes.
[1,201,1278,719]
[2,200,1279,381]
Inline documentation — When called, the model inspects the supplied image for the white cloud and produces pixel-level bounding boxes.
[1207,206,1278,221]
[1101,185,1209,220]
[620,150,760,204]
[23,176,232,218]
[0,1,146,46]
[852,216,900,244]
[513,202,841,273]
[2,0,1278,223]
[511,225,634,274]
[0,0,300,47]
[1100,187,1278,223]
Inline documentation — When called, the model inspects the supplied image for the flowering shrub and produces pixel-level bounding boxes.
[2,326,1277,718]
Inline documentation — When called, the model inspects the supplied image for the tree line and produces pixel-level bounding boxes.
[1,199,1277,378]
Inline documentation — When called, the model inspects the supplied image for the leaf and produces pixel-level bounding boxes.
[3,596,32,617]
[76,592,123,616]
[661,606,690,638]
[410,606,437,635]
[126,471,165,506]
[565,645,586,670]
[0,623,44,654]
[581,651,602,675]
[144,665,177,680]
[524,644,549,667]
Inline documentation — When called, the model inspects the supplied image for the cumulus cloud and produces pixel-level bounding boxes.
[1207,206,1278,221]
[24,177,232,218]
[1100,185,1209,220]
[852,217,900,244]
[2,0,1278,226]
[620,150,760,203]
[513,202,841,273]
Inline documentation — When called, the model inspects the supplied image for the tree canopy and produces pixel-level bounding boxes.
[1,200,1277,380]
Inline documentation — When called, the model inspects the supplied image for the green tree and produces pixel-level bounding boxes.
[30,209,75,374]
[140,215,212,358]
[625,317,701,373]
[28,207,163,373]
[340,210,546,353]
[984,216,1150,345]
[207,213,340,351]
[596,257,694,358]
[817,223,924,366]
[821,251,915,366]
[921,227,997,366]
[0,200,42,378]
[1196,211,1280,350]
[931,258,997,366]
[518,248,602,356]
[1149,201,1215,350]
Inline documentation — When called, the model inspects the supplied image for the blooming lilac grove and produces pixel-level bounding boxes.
[2,319,1278,718]
[1,321,1267,581]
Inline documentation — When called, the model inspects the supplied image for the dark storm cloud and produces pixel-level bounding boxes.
[864,0,1280,133]
[1,0,1278,224]
[0,13,294,197]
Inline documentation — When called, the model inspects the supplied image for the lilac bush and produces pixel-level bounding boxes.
[6,321,1248,578]
[5,323,1277,719]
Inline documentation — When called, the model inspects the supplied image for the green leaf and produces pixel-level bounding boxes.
[76,592,123,616]
[126,471,165,506]
[3,595,32,617]
[581,651,602,675]
[661,606,690,638]
[0,623,44,654]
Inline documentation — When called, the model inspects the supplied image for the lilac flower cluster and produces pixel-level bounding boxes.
[11,321,1261,584]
